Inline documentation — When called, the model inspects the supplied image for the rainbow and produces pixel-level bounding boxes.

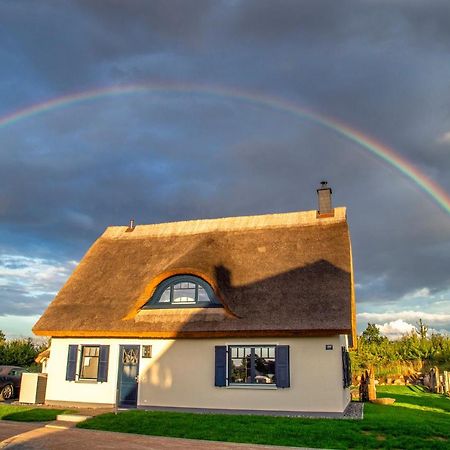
[1,82,449,215]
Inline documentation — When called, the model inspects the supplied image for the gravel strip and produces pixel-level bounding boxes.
[137,402,364,420]
[342,401,364,420]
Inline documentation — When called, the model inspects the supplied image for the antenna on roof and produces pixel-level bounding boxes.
[126,218,136,232]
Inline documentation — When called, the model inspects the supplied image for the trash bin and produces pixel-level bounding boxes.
[18,373,48,404]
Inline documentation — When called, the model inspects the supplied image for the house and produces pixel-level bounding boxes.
[33,183,356,414]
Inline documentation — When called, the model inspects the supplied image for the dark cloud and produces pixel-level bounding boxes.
[231,0,450,49]
[74,0,213,42]
[0,286,51,317]
[0,1,449,330]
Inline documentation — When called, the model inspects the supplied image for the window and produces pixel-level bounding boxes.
[66,344,110,382]
[144,275,221,309]
[214,345,290,388]
[229,346,276,384]
[80,346,100,380]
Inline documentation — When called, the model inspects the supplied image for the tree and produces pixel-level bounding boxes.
[0,330,5,343]
[416,319,429,339]
[361,323,387,345]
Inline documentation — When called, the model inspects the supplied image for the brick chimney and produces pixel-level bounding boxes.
[317,181,334,217]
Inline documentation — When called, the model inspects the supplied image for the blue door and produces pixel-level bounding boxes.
[118,345,140,407]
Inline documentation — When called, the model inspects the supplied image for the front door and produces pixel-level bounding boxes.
[118,345,140,407]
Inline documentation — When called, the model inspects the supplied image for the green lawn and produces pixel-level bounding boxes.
[78,386,450,449]
[0,404,70,422]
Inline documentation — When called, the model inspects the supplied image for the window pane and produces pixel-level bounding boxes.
[122,348,138,364]
[159,287,171,303]
[172,295,196,303]
[254,347,276,384]
[230,347,253,384]
[173,283,196,303]
[229,346,276,384]
[80,346,99,379]
[197,286,210,303]
[86,347,99,357]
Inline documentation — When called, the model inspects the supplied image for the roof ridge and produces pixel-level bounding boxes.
[101,207,347,239]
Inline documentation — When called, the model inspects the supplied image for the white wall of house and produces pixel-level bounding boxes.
[40,359,48,374]
[45,335,350,413]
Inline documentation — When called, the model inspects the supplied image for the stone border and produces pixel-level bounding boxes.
[136,402,364,420]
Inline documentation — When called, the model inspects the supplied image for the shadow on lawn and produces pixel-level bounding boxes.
[2,408,67,422]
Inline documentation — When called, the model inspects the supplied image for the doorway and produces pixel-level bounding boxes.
[117,345,140,407]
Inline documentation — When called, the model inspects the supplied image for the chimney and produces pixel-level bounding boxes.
[317,181,334,217]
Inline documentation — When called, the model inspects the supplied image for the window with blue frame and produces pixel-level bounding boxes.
[229,346,276,384]
[144,275,222,309]
[79,346,100,380]
[65,344,110,382]
[214,345,290,388]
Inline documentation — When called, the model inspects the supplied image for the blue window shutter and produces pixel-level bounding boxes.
[97,345,110,382]
[275,345,290,388]
[66,345,78,381]
[215,346,227,387]
[342,347,351,388]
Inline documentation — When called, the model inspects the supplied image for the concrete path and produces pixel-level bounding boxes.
[0,421,324,450]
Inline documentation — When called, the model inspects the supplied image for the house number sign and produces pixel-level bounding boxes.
[142,345,153,358]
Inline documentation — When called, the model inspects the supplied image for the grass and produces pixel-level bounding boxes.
[78,386,450,449]
[0,404,70,422]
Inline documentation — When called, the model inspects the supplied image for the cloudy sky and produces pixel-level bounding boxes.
[1,0,449,339]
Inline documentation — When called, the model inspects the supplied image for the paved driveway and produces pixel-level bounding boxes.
[0,422,323,450]
[0,423,43,444]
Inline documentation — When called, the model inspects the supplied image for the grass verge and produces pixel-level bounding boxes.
[78,386,450,449]
[0,404,71,422]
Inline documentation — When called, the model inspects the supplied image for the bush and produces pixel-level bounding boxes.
[351,323,450,379]
[0,336,47,368]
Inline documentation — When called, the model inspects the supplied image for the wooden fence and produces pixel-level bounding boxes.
[423,367,450,395]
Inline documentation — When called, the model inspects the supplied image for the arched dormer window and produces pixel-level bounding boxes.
[144,275,222,309]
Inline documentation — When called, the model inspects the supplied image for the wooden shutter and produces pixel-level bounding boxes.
[214,346,227,387]
[97,345,110,382]
[342,347,351,388]
[65,345,78,381]
[275,345,290,388]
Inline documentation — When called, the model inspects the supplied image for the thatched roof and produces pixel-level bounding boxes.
[35,348,50,363]
[33,207,356,340]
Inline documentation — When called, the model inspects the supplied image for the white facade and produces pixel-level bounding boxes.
[45,335,350,413]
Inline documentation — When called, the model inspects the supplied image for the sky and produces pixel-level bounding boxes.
[0,0,449,339]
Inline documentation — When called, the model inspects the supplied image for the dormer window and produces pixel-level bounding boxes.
[144,275,221,309]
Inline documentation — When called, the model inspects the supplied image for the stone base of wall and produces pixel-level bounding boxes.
[137,402,358,419]
[46,399,115,409]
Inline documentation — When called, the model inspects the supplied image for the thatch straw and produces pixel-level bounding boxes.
[33,207,356,339]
